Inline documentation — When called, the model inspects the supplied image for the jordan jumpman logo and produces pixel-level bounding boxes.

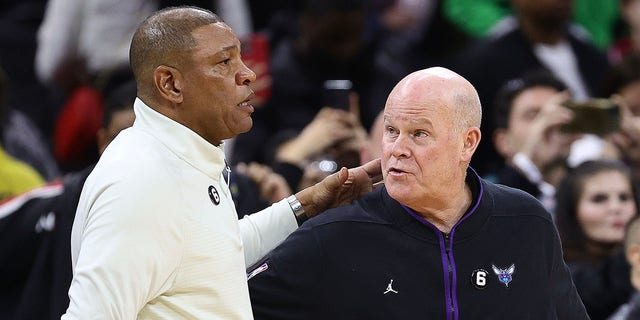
[383,279,399,294]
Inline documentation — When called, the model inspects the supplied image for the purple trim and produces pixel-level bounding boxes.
[439,233,453,320]
[448,231,459,320]
[402,205,452,320]
[400,168,484,320]
[464,167,484,219]
[448,168,484,320]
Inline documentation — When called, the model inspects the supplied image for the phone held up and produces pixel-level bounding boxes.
[562,98,620,136]
[323,79,352,111]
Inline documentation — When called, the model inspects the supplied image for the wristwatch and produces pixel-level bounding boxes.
[287,195,308,226]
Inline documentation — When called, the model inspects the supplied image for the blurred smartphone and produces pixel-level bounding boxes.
[562,99,620,136]
[323,79,352,110]
[241,33,270,101]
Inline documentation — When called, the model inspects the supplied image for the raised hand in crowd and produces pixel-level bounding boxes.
[517,91,576,171]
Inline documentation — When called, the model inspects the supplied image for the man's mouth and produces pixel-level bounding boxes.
[238,92,256,110]
[237,97,254,113]
[388,167,407,174]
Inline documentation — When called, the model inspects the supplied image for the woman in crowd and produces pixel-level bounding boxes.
[555,160,639,319]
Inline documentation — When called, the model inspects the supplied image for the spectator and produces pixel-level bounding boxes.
[0,66,45,201]
[609,0,640,65]
[0,0,58,137]
[603,53,640,183]
[36,0,154,171]
[555,160,638,319]
[36,0,153,93]
[453,0,609,178]
[443,0,619,49]
[374,0,470,72]
[492,70,578,211]
[2,107,59,181]
[0,79,136,320]
[0,58,58,181]
[231,0,401,166]
[271,107,367,191]
[609,215,640,319]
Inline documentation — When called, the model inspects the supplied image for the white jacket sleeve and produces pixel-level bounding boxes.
[62,175,183,319]
[239,199,298,267]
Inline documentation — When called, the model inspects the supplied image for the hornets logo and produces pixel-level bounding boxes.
[492,264,515,287]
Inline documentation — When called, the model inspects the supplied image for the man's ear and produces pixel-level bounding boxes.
[153,65,184,104]
[461,127,481,162]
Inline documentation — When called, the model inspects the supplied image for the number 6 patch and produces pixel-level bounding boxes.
[471,269,489,289]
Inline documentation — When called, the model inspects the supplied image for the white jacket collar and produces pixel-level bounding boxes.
[132,98,227,180]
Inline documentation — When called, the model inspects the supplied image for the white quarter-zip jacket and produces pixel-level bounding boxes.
[63,98,297,319]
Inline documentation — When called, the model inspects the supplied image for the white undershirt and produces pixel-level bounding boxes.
[534,41,607,167]
[533,41,589,101]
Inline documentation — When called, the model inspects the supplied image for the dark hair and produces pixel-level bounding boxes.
[555,160,639,263]
[103,80,137,129]
[493,69,567,129]
[602,52,640,96]
[129,6,222,86]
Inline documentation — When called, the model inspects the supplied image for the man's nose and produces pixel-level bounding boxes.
[237,61,256,85]
[390,135,411,158]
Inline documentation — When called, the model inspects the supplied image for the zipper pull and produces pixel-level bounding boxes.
[443,232,451,254]
[224,159,231,188]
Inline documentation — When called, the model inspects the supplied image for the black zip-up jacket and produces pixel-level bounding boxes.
[248,169,589,319]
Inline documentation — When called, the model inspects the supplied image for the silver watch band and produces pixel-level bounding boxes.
[287,195,308,226]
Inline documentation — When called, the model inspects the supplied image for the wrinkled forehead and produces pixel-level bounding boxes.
[384,91,451,127]
[385,67,481,121]
[188,22,241,57]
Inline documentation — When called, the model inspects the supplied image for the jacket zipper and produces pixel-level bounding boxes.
[443,232,456,320]
[400,203,473,320]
